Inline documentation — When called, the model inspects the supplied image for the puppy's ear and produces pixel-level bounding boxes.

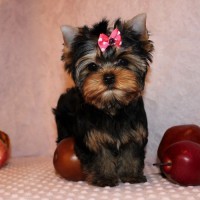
[127,13,148,41]
[61,26,78,73]
[61,25,78,47]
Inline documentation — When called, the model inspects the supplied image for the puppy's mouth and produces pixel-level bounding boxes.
[102,88,140,105]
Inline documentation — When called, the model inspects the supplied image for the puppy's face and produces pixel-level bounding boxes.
[78,48,146,111]
[61,14,153,112]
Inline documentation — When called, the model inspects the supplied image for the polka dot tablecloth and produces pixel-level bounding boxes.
[0,157,199,200]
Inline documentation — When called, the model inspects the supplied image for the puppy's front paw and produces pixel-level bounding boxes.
[87,175,119,187]
[120,175,147,184]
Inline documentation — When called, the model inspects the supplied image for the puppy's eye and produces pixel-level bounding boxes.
[87,63,98,71]
[117,59,129,67]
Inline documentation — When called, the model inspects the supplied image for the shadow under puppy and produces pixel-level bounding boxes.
[53,13,154,187]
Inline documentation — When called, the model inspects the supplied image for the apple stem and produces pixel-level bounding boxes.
[153,162,172,167]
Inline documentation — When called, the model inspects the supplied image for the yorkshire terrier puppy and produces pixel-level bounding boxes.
[54,13,154,187]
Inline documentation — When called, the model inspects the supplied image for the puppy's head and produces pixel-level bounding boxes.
[61,14,153,113]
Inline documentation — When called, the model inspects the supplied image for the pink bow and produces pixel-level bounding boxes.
[98,28,122,52]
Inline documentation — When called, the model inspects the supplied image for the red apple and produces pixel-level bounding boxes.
[53,137,85,181]
[0,130,10,168]
[158,124,200,160]
[0,130,10,149]
[0,130,11,158]
[0,140,9,168]
[159,141,200,186]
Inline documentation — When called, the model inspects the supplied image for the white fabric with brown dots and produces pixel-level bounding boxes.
[0,157,199,200]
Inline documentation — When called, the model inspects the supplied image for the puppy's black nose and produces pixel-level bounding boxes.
[103,73,115,85]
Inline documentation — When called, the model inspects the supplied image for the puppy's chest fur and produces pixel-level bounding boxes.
[85,124,147,154]
[74,92,148,153]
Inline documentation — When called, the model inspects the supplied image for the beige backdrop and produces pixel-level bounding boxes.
[0,0,200,162]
